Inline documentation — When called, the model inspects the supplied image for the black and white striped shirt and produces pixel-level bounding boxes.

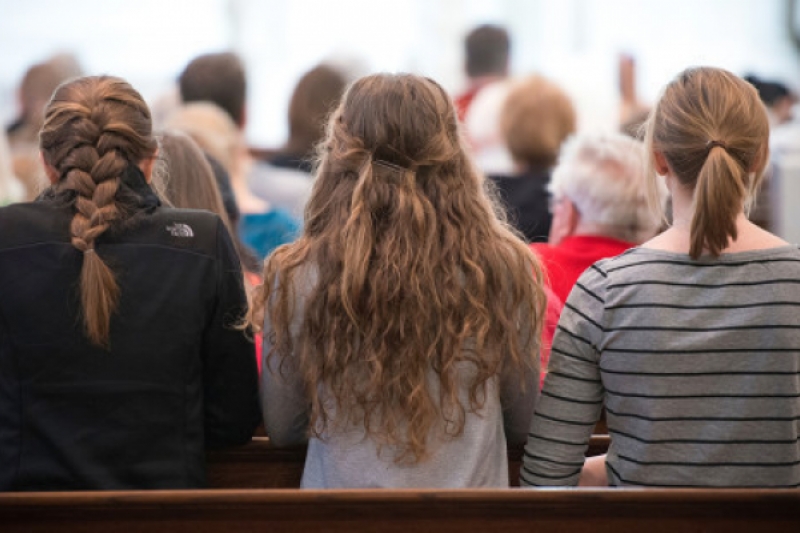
[522,245,800,488]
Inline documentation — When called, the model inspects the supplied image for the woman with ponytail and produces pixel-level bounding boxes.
[0,76,259,491]
[248,73,546,488]
[523,67,800,488]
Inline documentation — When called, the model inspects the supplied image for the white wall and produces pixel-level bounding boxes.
[2,0,798,145]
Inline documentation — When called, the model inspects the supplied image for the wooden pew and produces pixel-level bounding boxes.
[206,435,612,488]
[1,488,798,533]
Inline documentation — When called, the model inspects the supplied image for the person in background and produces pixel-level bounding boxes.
[462,79,516,176]
[249,63,346,218]
[179,52,312,218]
[0,76,260,491]
[164,102,299,260]
[249,73,546,488]
[522,67,800,488]
[154,130,264,370]
[454,24,510,122]
[533,132,666,305]
[0,131,24,206]
[489,74,577,242]
[6,54,83,200]
[745,74,797,128]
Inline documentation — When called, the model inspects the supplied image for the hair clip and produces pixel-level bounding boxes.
[372,159,412,174]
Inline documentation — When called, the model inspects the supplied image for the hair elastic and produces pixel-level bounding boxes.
[706,140,728,152]
[84,248,96,255]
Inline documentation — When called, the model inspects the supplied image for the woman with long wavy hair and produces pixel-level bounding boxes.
[248,73,546,488]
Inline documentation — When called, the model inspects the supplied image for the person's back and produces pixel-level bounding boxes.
[523,67,800,488]
[489,75,577,243]
[0,76,259,491]
[251,73,546,488]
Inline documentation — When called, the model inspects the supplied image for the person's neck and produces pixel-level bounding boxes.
[643,182,788,254]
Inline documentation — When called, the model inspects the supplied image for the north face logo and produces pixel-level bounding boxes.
[166,223,194,238]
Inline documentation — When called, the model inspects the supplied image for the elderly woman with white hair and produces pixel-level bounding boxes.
[532,132,667,305]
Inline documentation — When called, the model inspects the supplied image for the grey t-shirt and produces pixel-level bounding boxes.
[522,245,800,488]
[261,265,539,488]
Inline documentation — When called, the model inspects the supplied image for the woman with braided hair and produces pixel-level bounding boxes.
[248,73,546,488]
[0,76,259,491]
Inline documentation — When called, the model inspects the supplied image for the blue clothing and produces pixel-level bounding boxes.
[239,209,300,259]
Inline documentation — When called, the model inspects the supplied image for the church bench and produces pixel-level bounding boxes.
[1,487,798,533]
[205,434,612,488]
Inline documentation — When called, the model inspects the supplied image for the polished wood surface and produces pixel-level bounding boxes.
[1,488,798,533]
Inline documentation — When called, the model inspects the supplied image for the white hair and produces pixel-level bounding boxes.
[548,133,667,243]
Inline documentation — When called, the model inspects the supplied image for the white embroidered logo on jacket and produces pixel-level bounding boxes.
[166,223,194,238]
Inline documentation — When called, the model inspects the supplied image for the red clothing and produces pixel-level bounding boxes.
[532,235,635,306]
[540,285,563,388]
[454,85,482,122]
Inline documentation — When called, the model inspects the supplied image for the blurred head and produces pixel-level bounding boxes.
[179,52,247,128]
[154,131,228,220]
[11,56,82,140]
[464,25,510,79]
[249,73,545,464]
[744,75,796,126]
[501,75,577,170]
[285,64,347,159]
[163,102,244,178]
[645,67,770,259]
[39,76,158,346]
[548,133,666,245]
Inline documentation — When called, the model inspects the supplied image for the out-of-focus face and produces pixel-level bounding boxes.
[772,96,796,126]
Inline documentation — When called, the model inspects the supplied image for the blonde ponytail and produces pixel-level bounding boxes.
[644,67,770,259]
[690,143,748,259]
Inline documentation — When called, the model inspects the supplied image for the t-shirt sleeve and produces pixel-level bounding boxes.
[260,266,314,447]
[520,263,607,487]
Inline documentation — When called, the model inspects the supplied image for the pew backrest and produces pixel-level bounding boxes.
[205,435,612,488]
[1,488,798,533]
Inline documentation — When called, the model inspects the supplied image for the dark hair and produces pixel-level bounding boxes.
[465,25,510,78]
[39,76,158,346]
[744,74,793,107]
[285,64,347,159]
[179,52,247,127]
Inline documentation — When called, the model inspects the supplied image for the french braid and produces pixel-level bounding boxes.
[40,76,157,346]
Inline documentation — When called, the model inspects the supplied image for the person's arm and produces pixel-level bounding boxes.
[260,266,314,447]
[202,218,261,450]
[520,264,607,487]
[499,293,542,446]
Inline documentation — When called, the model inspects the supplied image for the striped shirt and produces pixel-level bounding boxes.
[521,245,800,488]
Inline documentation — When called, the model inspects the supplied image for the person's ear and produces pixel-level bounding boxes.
[138,149,159,184]
[653,150,670,175]
[547,197,580,245]
[40,152,59,184]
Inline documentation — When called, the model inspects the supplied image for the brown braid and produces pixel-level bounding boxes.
[40,76,157,346]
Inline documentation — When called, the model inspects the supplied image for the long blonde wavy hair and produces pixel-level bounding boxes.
[249,73,545,463]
